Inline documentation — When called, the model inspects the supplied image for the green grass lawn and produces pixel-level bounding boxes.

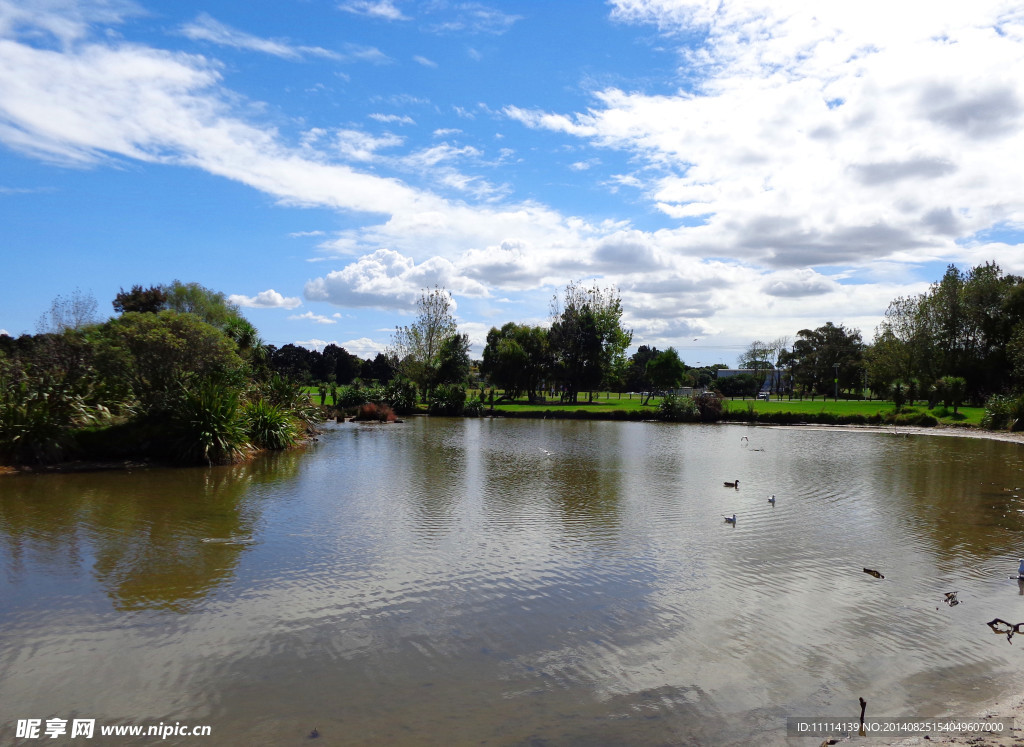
[722,396,985,426]
[303,385,985,427]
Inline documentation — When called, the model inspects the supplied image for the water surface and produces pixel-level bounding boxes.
[2,419,1024,745]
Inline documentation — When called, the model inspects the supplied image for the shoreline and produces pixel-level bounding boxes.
[3,422,1021,476]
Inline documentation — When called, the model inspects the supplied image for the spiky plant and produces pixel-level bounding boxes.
[244,398,298,450]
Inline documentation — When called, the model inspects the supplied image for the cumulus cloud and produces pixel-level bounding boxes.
[304,248,488,309]
[760,269,839,298]
[228,289,303,309]
[288,311,337,324]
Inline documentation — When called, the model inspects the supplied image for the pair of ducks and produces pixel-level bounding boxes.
[724,492,775,524]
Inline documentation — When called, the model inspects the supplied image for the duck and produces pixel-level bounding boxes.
[724,480,739,488]
[724,514,737,524]
[863,568,884,579]
[1018,558,1024,577]
[768,494,776,504]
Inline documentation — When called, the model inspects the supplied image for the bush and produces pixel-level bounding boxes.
[982,394,1024,431]
[0,378,71,464]
[658,394,699,422]
[244,398,298,450]
[428,383,466,416]
[166,378,249,465]
[695,391,724,422]
[382,377,417,415]
[335,385,367,409]
[354,402,396,422]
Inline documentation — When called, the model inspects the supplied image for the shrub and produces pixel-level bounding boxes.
[335,385,367,409]
[695,391,724,422]
[982,394,1024,431]
[428,383,466,416]
[167,378,249,465]
[354,402,396,422]
[244,398,298,450]
[658,394,699,422]
[382,377,418,415]
[0,378,71,464]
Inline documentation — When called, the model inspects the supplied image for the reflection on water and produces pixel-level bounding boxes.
[2,420,1024,745]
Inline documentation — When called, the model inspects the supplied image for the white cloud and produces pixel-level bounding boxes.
[180,14,340,60]
[338,1,409,22]
[413,55,437,68]
[305,248,488,309]
[368,113,415,125]
[289,311,337,324]
[0,328,9,336]
[229,289,303,309]
[294,336,388,357]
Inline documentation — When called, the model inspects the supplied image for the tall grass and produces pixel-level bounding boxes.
[244,398,298,450]
[167,378,249,465]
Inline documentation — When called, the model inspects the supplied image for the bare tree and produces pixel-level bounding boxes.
[36,288,99,333]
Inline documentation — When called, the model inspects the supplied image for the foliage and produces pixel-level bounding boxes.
[428,383,467,415]
[354,402,396,422]
[981,394,1024,431]
[643,347,686,404]
[782,322,864,397]
[480,322,550,401]
[244,399,298,450]
[434,333,471,387]
[657,394,698,422]
[382,376,418,415]
[335,384,368,409]
[166,377,250,465]
[0,376,73,463]
[113,284,168,314]
[161,280,243,331]
[388,286,459,398]
[694,391,724,421]
[717,372,759,398]
[96,311,245,410]
[548,282,632,402]
[932,376,967,413]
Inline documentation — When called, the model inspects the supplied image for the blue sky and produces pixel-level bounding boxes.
[2,0,1024,367]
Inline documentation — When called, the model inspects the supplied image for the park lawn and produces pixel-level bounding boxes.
[722,397,985,426]
[491,394,657,414]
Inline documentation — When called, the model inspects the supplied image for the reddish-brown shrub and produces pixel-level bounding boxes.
[354,402,396,422]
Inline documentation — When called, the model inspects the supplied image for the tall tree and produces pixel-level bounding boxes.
[549,282,632,402]
[161,280,243,330]
[388,286,459,398]
[480,323,550,401]
[643,347,686,404]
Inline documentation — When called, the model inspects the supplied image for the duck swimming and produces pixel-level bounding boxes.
[724,480,739,488]
[724,514,737,524]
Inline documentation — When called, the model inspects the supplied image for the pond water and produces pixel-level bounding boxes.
[2,419,1024,745]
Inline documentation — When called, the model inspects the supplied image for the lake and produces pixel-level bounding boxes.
[2,418,1023,745]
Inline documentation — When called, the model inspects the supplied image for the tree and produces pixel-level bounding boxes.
[161,280,243,330]
[480,323,550,401]
[113,285,167,314]
[36,288,99,333]
[434,333,471,387]
[549,281,632,403]
[388,286,459,399]
[96,311,245,409]
[624,345,660,393]
[643,348,686,405]
[786,322,864,398]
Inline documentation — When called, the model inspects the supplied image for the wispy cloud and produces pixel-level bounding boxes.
[368,113,415,125]
[413,55,437,67]
[338,1,409,22]
[180,13,341,60]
